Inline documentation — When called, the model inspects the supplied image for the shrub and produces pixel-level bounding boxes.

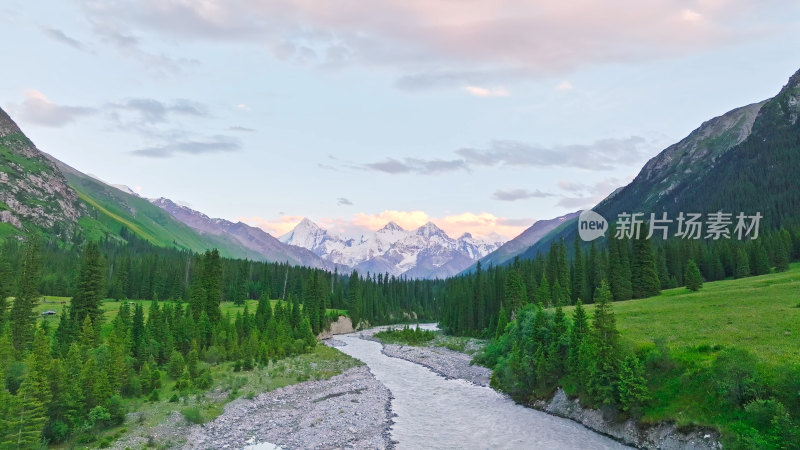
[181,407,203,424]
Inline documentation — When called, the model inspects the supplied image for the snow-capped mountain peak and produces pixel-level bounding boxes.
[416,221,446,238]
[379,221,404,232]
[278,219,504,279]
[279,218,331,250]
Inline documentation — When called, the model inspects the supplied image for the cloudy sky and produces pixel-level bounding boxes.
[1,1,799,240]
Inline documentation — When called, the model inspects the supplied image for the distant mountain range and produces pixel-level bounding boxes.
[279,218,503,278]
[4,66,799,277]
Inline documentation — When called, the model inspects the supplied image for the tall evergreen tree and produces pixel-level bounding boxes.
[10,237,41,352]
[571,237,587,303]
[684,259,703,291]
[735,248,751,278]
[589,281,621,406]
[608,238,632,301]
[0,257,11,328]
[70,241,106,326]
[631,225,660,299]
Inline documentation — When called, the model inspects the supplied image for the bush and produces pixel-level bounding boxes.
[88,405,112,430]
[374,325,435,346]
[711,349,765,407]
[181,407,204,424]
[45,420,70,443]
[193,370,213,390]
[148,389,160,402]
[105,395,126,426]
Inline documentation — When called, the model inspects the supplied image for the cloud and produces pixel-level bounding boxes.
[74,0,767,88]
[464,85,509,98]
[229,125,255,132]
[555,177,627,208]
[456,136,652,170]
[555,81,573,91]
[109,98,208,125]
[42,27,85,50]
[16,89,95,127]
[239,215,304,237]
[88,17,199,75]
[352,210,432,231]
[358,136,653,175]
[242,210,528,240]
[362,157,469,175]
[130,135,241,157]
[492,188,554,201]
[337,197,354,206]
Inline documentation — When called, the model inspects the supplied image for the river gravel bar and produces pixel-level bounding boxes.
[182,366,393,449]
[380,343,491,387]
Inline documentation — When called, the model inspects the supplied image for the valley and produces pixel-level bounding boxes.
[2,5,800,448]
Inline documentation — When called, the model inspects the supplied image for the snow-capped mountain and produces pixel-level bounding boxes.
[280,218,504,279]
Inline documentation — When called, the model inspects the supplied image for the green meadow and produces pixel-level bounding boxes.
[560,263,800,366]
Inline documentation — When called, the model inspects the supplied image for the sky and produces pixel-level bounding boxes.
[1,1,799,241]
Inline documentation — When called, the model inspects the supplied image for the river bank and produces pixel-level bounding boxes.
[182,365,393,449]
[365,325,720,450]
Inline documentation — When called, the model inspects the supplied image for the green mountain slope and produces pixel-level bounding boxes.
[521,67,800,259]
[51,156,260,259]
[0,107,317,264]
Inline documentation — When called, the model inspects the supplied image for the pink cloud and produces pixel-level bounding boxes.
[83,0,768,87]
[238,215,304,237]
[243,210,529,241]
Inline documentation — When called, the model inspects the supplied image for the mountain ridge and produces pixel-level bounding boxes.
[280,217,503,278]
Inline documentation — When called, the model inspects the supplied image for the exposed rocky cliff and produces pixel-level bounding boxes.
[0,108,84,237]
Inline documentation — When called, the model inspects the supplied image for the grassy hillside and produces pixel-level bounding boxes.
[559,263,800,366]
[543,264,800,446]
[59,165,260,260]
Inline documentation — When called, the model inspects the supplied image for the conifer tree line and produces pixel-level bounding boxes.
[0,227,440,330]
[0,238,325,445]
[0,231,442,445]
[476,282,650,418]
[440,225,798,337]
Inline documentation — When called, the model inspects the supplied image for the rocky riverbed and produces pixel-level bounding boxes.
[182,365,393,449]
[380,344,491,387]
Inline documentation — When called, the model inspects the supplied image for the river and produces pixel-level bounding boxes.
[335,328,631,450]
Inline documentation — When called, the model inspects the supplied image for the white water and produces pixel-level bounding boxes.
[336,329,631,450]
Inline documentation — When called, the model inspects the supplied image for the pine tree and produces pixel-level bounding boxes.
[735,248,751,278]
[572,237,587,304]
[684,259,703,291]
[503,270,527,312]
[10,237,41,352]
[26,327,52,409]
[2,377,46,448]
[201,249,223,322]
[589,281,620,406]
[774,234,791,272]
[255,291,273,332]
[608,238,632,301]
[568,300,590,390]
[0,257,12,328]
[70,241,106,326]
[618,354,649,417]
[631,225,660,299]
[535,275,551,307]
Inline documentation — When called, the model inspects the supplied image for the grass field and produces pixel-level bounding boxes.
[558,262,800,366]
[32,297,348,330]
